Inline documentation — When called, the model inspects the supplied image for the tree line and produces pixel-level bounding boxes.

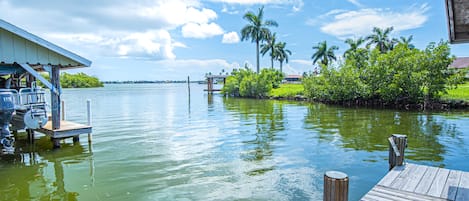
[303,27,466,107]
[226,7,466,107]
[40,72,103,88]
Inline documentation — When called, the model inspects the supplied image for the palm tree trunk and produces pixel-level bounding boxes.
[280,61,283,73]
[271,46,274,69]
[256,40,260,73]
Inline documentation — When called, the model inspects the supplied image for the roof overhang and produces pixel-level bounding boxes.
[0,19,91,69]
[446,0,469,44]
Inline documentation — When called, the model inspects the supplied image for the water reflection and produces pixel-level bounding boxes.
[304,104,466,164]
[223,98,285,175]
[0,135,92,201]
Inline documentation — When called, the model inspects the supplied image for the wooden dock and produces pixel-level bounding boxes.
[361,163,469,201]
[37,120,92,139]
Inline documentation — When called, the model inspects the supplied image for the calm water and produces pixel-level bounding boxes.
[0,83,468,201]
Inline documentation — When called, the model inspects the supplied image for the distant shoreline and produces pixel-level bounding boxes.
[103,80,206,84]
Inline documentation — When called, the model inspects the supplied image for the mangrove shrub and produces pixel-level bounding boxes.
[40,72,103,88]
[303,42,465,105]
[222,68,283,98]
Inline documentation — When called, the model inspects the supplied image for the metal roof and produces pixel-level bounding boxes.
[445,0,469,44]
[0,19,91,68]
[450,57,469,69]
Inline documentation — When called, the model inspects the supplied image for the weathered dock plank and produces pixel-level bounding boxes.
[441,170,462,200]
[427,168,451,197]
[390,163,415,189]
[414,166,439,194]
[377,165,405,187]
[456,171,469,201]
[362,185,447,201]
[37,120,92,138]
[400,164,427,192]
[362,164,469,201]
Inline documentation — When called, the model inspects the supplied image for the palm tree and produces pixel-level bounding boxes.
[274,42,291,73]
[261,32,277,69]
[343,37,365,58]
[311,41,339,66]
[241,6,278,73]
[397,35,415,49]
[366,27,394,53]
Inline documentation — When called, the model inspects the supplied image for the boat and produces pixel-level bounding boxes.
[0,81,48,153]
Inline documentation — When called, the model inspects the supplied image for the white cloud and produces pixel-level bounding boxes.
[222,32,240,44]
[221,5,239,14]
[291,59,312,66]
[210,0,303,11]
[0,0,224,59]
[182,22,225,38]
[319,4,429,39]
[47,30,177,60]
[347,0,363,7]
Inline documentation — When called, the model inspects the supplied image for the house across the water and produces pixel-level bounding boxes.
[450,57,469,78]
[283,75,303,83]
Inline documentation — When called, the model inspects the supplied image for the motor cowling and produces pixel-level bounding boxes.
[0,91,15,153]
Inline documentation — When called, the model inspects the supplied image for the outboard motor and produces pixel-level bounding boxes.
[0,90,15,153]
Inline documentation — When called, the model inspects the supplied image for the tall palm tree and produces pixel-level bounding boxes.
[397,35,415,49]
[311,41,339,66]
[275,42,291,73]
[366,27,394,53]
[261,32,277,69]
[343,37,365,58]
[241,6,278,73]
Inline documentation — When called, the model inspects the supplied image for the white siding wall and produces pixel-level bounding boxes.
[0,29,79,66]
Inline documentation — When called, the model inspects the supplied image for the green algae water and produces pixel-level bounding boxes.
[0,83,468,200]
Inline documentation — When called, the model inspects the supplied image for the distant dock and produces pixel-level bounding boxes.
[205,74,227,93]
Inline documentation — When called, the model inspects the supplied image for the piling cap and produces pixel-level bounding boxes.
[325,171,348,179]
[392,134,407,138]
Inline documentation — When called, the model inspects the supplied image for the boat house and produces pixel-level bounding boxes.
[0,19,92,148]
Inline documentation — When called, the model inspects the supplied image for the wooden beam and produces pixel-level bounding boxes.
[18,63,59,94]
[51,65,61,129]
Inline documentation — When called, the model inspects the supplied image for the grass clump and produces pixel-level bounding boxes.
[269,84,304,98]
[442,82,469,101]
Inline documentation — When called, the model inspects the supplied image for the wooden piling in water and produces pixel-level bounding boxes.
[87,99,92,143]
[187,76,191,99]
[51,65,61,130]
[388,134,407,170]
[324,171,349,201]
[61,100,65,120]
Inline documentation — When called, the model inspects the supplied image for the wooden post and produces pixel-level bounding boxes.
[388,134,407,170]
[187,76,190,100]
[61,100,65,120]
[324,171,349,201]
[207,77,211,93]
[87,99,92,143]
[51,66,61,130]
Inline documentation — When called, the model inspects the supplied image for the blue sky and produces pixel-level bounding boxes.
[1,0,468,81]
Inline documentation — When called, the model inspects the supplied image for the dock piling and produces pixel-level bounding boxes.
[388,134,407,170]
[87,99,92,143]
[187,76,190,98]
[61,100,65,120]
[324,171,349,201]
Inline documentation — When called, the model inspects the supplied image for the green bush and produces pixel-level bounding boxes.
[303,42,465,104]
[222,68,283,98]
[39,72,103,88]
